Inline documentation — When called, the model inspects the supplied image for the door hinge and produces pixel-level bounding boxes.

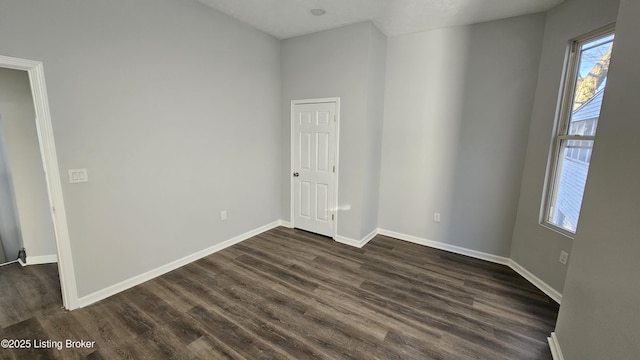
[334,115,336,122]
[332,165,335,173]
[332,214,335,221]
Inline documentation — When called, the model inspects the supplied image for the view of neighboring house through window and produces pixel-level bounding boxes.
[544,27,615,234]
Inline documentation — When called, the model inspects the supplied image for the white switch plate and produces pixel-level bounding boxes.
[68,168,88,183]
[433,212,441,222]
[221,210,227,221]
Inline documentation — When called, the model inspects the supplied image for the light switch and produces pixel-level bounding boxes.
[69,168,88,183]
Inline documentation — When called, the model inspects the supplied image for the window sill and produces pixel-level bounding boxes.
[539,221,576,240]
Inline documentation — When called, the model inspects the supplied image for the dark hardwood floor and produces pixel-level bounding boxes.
[0,227,559,359]
[0,262,62,329]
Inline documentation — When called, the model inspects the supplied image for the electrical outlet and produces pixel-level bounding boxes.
[68,168,88,183]
[433,212,441,223]
[221,210,227,221]
[559,250,569,265]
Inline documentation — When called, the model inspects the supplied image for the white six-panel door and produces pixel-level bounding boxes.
[292,100,337,237]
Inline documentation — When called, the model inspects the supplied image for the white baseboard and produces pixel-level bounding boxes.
[77,220,283,308]
[1,259,21,267]
[377,228,562,304]
[509,259,562,304]
[377,229,510,265]
[24,255,58,265]
[279,220,293,228]
[334,228,378,248]
[73,220,561,310]
[548,332,565,360]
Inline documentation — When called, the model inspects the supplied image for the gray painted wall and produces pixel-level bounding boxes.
[360,25,386,238]
[0,118,21,263]
[378,14,545,256]
[0,0,281,297]
[0,67,56,260]
[554,0,640,357]
[0,70,23,263]
[510,0,620,294]
[281,22,386,241]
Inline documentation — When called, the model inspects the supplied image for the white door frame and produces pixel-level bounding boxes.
[290,97,340,239]
[0,55,78,310]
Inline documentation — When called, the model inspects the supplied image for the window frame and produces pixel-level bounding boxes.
[542,24,615,237]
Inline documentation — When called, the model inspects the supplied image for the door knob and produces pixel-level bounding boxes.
[293,172,299,177]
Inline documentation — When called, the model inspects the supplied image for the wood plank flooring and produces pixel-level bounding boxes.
[0,227,559,359]
[0,262,62,329]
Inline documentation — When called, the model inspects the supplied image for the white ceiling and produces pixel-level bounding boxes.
[194,0,563,39]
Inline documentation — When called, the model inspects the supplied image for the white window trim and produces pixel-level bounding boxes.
[541,23,616,238]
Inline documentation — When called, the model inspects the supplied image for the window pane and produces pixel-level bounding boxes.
[549,139,594,232]
[568,35,614,135]
[545,29,613,234]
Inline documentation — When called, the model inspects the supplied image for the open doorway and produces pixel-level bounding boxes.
[0,55,77,310]
[0,115,22,264]
[0,67,56,266]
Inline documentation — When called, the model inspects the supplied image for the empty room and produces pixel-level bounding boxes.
[0,0,638,359]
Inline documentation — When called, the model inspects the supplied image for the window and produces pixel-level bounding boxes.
[544,26,615,234]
